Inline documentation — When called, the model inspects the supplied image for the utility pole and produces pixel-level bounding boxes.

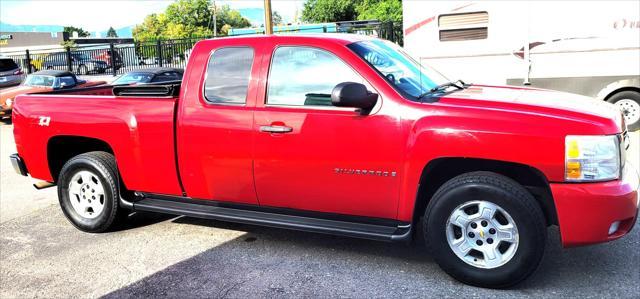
[264,0,273,34]
[212,0,217,37]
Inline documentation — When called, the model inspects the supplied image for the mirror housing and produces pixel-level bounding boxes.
[331,82,378,113]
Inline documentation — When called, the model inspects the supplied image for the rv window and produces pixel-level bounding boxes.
[438,12,488,41]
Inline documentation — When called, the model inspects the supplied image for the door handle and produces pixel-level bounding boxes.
[259,125,293,133]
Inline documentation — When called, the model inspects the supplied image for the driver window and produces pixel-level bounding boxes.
[267,47,369,107]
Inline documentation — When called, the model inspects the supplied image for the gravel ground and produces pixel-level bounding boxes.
[1,122,639,298]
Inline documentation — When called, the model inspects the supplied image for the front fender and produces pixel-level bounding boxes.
[397,105,574,221]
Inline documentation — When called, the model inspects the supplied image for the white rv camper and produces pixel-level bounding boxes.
[402,0,640,130]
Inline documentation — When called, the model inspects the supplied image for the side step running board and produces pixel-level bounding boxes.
[132,197,411,242]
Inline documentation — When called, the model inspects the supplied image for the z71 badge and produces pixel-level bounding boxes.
[38,116,50,126]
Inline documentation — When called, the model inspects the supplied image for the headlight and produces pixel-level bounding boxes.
[565,135,620,182]
[5,98,13,107]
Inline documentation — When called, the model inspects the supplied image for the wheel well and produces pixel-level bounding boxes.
[414,158,557,226]
[604,87,640,101]
[47,136,114,182]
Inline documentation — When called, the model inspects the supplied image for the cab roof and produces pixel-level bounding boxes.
[198,33,376,46]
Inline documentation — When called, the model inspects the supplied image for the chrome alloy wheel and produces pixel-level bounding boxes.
[446,200,519,269]
[68,170,106,219]
[615,99,640,125]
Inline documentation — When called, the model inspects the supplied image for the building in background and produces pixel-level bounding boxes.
[0,31,68,54]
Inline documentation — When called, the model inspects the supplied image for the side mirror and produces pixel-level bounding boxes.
[331,82,378,113]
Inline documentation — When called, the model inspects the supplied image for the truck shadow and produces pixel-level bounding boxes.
[110,211,176,232]
[103,215,639,298]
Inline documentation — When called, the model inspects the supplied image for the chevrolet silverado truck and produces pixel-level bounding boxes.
[10,35,639,288]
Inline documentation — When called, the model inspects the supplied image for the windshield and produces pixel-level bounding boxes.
[23,75,75,88]
[23,75,55,87]
[113,73,154,85]
[347,40,450,99]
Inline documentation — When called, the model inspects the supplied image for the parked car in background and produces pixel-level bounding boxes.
[10,35,638,288]
[1,70,104,118]
[112,67,183,85]
[93,49,123,71]
[42,53,108,75]
[0,57,25,88]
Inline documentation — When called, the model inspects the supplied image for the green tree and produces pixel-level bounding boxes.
[272,11,283,25]
[302,0,359,23]
[132,13,168,41]
[60,40,77,49]
[215,5,252,34]
[356,0,402,23]
[106,26,118,38]
[63,26,90,37]
[166,0,212,29]
[301,0,402,23]
[133,1,251,41]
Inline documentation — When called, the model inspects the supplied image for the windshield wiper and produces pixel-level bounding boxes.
[417,79,467,101]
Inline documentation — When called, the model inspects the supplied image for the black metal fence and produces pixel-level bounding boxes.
[6,21,403,77]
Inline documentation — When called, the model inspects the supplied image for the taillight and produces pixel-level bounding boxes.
[13,69,23,75]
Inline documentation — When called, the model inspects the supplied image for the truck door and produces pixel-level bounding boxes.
[253,45,404,220]
[177,45,260,205]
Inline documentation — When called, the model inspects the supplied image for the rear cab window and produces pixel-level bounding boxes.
[203,47,254,105]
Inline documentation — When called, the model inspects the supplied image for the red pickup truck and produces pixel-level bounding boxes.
[10,35,639,288]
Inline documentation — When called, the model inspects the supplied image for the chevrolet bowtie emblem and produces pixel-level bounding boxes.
[479,230,485,238]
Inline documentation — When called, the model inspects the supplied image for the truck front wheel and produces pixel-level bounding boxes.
[424,171,546,288]
[57,151,126,232]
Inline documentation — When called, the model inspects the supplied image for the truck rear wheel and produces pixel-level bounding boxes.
[423,171,546,288]
[57,151,126,232]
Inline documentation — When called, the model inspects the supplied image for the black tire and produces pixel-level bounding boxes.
[57,151,126,233]
[78,64,88,75]
[424,171,546,288]
[607,91,640,131]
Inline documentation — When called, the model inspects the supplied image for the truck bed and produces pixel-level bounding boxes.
[12,87,183,196]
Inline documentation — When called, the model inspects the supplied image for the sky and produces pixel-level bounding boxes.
[0,0,305,32]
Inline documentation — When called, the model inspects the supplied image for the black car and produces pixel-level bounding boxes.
[42,52,108,75]
[112,67,183,85]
